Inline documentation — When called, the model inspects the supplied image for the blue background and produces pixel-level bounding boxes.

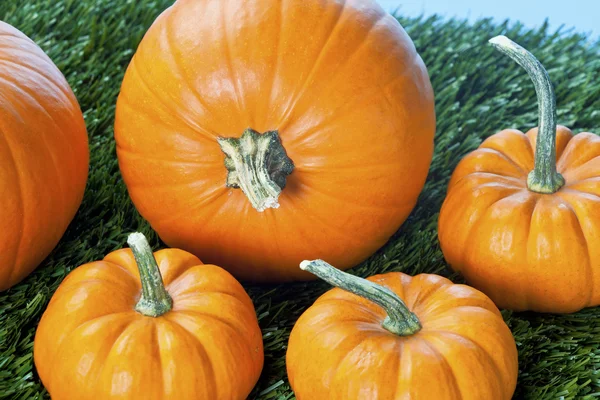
[376,0,598,39]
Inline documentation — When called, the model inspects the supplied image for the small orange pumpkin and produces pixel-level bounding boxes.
[286,260,518,399]
[0,21,89,290]
[34,233,264,400]
[114,0,435,282]
[438,36,600,313]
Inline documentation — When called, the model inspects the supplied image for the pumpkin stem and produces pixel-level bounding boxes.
[489,35,565,194]
[300,259,422,336]
[127,232,173,317]
[217,129,294,212]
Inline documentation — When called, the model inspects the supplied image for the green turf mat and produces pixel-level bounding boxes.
[1,0,600,399]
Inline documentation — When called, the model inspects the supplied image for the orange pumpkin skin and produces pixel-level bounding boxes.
[34,247,264,400]
[286,272,518,399]
[0,22,89,290]
[114,0,435,282]
[439,126,600,313]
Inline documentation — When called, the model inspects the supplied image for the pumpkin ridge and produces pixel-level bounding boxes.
[482,187,527,212]
[318,9,388,92]
[417,337,463,399]
[428,329,507,399]
[462,172,526,188]
[129,57,211,140]
[284,63,408,149]
[160,16,222,138]
[562,154,600,181]
[422,305,505,325]
[0,39,54,65]
[0,75,69,211]
[116,92,217,146]
[404,275,453,311]
[0,32,22,39]
[150,183,228,228]
[448,173,521,200]
[169,289,251,312]
[294,157,402,173]
[164,314,220,397]
[220,1,250,124]
[521,194,543,310]
[379,336,402,399]
[555,193,595,306]
[170,309,257,360]
[471,189,537,309]
[328,333,377,395]
[297,179,409,211]
[0,122,25,285]
[280,191,363,250]
[152,321,165,397]
[115,144,214,168]
[313,298,385,326]
[282,189,403,261]
[461,189,524,263]
[314,320,389,344]
[264,206,286,273]
[558,134,600,169]
[163,263,247,296]
[479,129,534,170]
[121,173,219,190]
[97,318,156,392]
[331,334,403,398]
[552,127,576,163]
[477,147,529,175]
[98,259,139,283]
[52,278,138,301]
[262,0,284,123]
[276,0,348,130]
[560,187,600,201]
[49,312,134,393]
[282,8,389,132]
[447,151,525,192]
[0,56,74,103]
[392,339,408,399]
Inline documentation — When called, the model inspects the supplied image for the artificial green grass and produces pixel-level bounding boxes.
[1,0,599,398]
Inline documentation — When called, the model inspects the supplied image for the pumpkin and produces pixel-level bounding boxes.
[113,0,436,282]
[0,21,88,291]
[438,35,600,313]
[286,260,518,399]
[34,232,264,400]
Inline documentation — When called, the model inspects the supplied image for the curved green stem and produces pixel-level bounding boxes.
[218,129,294,212]
[300,259,421,336]
[489,35,565,194]
[127,232,172,317]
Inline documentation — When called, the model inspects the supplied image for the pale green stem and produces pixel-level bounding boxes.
[300,259,422,336]
[489,35,565,193]
[127,232,172,317]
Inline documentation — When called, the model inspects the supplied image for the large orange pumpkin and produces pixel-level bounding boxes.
[34,233,264,400]
[114,0,435,282]
[286,260,518,399]
[438,36,600,313]
[0,21,88,290]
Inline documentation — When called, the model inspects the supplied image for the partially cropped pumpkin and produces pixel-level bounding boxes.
[114,0,435,282]
[439,36,600,313]
[0,21,88,290]
[34,233,264,400]
[286,260,518,399]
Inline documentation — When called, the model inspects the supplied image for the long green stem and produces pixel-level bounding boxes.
[127,232,172,317]
[300,260,421,336]
[489,35,565,193]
